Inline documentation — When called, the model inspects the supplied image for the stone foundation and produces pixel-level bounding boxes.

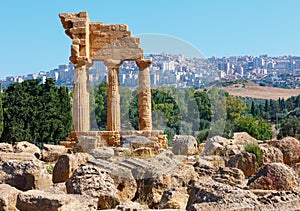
[60,130,168,153]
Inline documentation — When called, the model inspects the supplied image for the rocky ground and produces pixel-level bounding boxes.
[1,133,300,210]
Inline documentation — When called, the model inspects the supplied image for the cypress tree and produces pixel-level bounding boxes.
[1,79,72,145]
[57,86,72,142]
[251,101,255,116]
[264,99,268,112]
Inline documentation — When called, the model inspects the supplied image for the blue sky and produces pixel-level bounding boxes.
[1,0,300,78]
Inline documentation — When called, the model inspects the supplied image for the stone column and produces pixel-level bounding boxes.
[104,59,122,131]
[136,59,152,131]
[73,61,92,132]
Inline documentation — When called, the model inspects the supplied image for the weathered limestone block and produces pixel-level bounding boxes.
[269,137,300,166]
[134,162,198,209]
[13,141,41,159]
[45,183,67,195]
[187,177,258,211]
[293,162,300,178]
[41,144,67,162]
[98,131,120,146]
[159,187,189,210]
[227,152,259,177]
[76,136,98,153]
[16,190,98,211]
[194,161,245,186]
[0,152,39,162]
[247,163,298,191]
[157,135,168,149]
[52,153,91,183]
[202,136,230,156]
[172,135,198,155]
[66,164,120,209]
[130,139,155,149]
[59,12,90,64]
[90,147,114,159]
[88,159,137,202]
[259,144,283,164]
[232,132,258,145]
[132,147,153,159]
[130,140,161,156]
[0,143,13,153]
[0,156,52,191]
[121,135,150,148]
[93,37,143,61]
[116,202,143,211]
[197,156,226,168]
[0,184,21,211]
[198,142,205,155]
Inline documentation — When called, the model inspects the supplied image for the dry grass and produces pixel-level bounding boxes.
[222,81,300,99]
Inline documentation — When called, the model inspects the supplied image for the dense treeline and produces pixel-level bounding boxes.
[0,79,72,145]
[90,82,274,144]
[0,79,298,147]
[244,96,300,139]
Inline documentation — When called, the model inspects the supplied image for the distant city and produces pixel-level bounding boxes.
[2,53,300,90]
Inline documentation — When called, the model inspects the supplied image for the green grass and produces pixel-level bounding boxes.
[45,164,54,174]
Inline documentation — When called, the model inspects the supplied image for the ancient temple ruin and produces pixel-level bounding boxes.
[59,12,167,148]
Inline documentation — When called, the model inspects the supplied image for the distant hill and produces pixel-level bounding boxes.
[222,81,300,100]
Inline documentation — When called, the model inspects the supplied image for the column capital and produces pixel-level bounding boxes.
[104,59,122,68]
[73,56,92,68]
[136,59,152,70]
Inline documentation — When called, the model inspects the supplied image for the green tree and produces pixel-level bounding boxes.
[208,87,227,121]
[36,78,65,144]
[264,99,269,112]
[57,86,72,141]
[182,88,199,133]
[129,90,138,130]
[129,87,181,142]
[234,116,272,140]
[194,90,212,123]
[120,87,135,130]
[92,82,108,130]
[251,101,255,116]
[278,116,300,139]
[2,80,40,143]
[151,87,181,133]
[226,96,245,121]
[1,79,72,145]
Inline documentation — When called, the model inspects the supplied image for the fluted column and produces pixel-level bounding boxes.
[73,61,92,132]
[136,59,152,131]
[104,59,122,131]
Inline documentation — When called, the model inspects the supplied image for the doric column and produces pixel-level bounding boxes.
[136,59,152,131]
[73,61,92,132]
[104,59,122,131]
[59,12,91,132]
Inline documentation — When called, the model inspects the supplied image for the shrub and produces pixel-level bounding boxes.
[245,143,263,166]
[196,129,209,144]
